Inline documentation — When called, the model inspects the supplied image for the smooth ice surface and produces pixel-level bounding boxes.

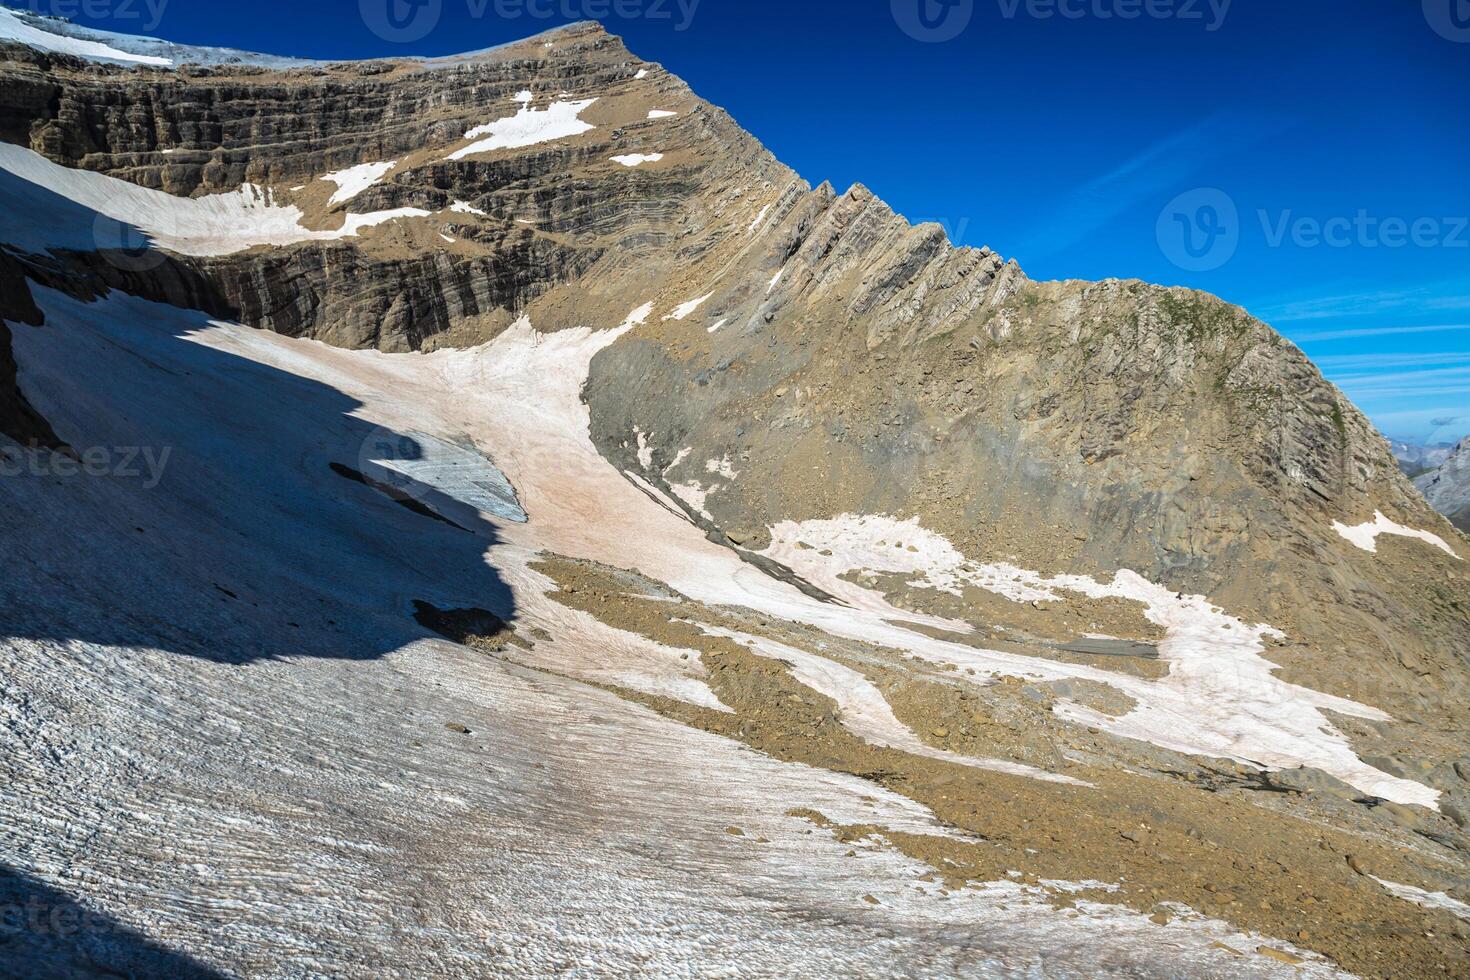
[361,429,527,524]
[1332,511,1460,559]
[322,161,396,205]
[0,6,170,65]
[0,143,430,256]
[446,97,598,160]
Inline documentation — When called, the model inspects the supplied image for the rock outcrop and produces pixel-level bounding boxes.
[1417,437,1470,532]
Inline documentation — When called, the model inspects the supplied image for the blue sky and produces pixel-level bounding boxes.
[17,0,1470,441]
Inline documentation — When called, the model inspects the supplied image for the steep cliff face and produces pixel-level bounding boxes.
[1418,438,1470,532]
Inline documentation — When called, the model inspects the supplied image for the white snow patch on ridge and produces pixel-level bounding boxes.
[447,97,597,160]
[1370,878,1470,921]
[1332,511,1460,559]
[0,6,171,65]
[664,293,712,321]
[611,153,663,168]
[0,143,429,256]
[322,161,396,205]
[450,200,487,216]
[762,514,1440,809]
[648,109,677,119]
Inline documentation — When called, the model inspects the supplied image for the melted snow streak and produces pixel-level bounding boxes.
[0,143,430,256]
[1332,511,1460,559]
[762,515,1440,809]
[0,288,1340,976]
[1371,878,1470,921]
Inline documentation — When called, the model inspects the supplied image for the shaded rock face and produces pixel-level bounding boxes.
[0,251,61,447]
[1417,439,1470,533]
[0,19,1465,723]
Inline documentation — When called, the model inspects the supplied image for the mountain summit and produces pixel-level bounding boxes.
[1,13,1467,978]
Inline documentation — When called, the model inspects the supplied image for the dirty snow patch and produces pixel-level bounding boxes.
[697,626,1089,787]
[762,513,1440,809]
[1370,878,1470,921]
[1332,511,1459,559]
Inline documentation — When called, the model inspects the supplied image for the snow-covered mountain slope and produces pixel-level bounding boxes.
[1,15,1468,979]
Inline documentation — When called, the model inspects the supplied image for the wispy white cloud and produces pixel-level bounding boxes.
[1255,280,1470,324]
[1314,351,1470,370]
[1015,111,1282,259]
[1292,323,1470,343]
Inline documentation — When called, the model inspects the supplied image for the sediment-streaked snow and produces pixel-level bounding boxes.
[697,625,1089,786]
[446,96,597,161]
[322,161,396,205]
[610,153,664,167]
[0,6,171,65]
[762,515,1440,809]
[0,143,430,256]
[664,293,712,321]
[1332,511,1460,559]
